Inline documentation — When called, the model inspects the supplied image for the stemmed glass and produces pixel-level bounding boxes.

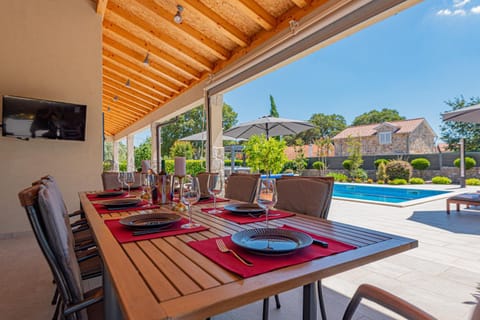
[124,172,135,196]
[207,174,223,214]
[181,176,201,229]
[256,178,277,229]
[117,171,126,190]
[142,174,154,204]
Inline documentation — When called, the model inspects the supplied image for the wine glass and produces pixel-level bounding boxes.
[124,172,135,196]
[142,174,154,204]
[181,176,201,229]
[207,174,223,214]
[256,178,277,229]
[117,171,126,190]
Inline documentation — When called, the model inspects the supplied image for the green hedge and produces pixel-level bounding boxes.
[410,158,430,170]
[164,160,206,176]
[388,178,408,185]
[327,172,348,182]
[409,177,425,184]
[224,159,243,167]
[312,161,325,170]
[466,178,480,186]
[453,157,476,170]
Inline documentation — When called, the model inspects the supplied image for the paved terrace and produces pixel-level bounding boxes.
[2,184,479,319]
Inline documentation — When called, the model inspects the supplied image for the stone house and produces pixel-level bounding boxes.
[332,118,437,156]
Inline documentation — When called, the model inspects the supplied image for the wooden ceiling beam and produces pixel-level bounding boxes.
[134,0,230,60]
[103,80,158,108]
[179,0,249,47]
[106,5,214,71]
[101,99,142,120]
[103,90,147,120]
[103,87,152,113]
[103,114,129,127]
[103,19,201,80]
[103,49,180,94]
[291,0,310,8]
[103,35,189,88]
[230,0,276,31]
[96,0,108,20]
[103,70,165,103]
[103,63,171,99]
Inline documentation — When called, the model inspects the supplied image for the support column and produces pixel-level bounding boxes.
[127,134,135,172]
[206,93,224,175]
[150,123,158,172]
[113,140,120,171]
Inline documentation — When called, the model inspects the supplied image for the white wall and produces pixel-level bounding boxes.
[0,0,102,235]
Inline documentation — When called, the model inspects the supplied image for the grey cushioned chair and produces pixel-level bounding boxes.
[102,171,142,190]
[224,173,260,203]
[263,176,334,320]
[18,183,103,320]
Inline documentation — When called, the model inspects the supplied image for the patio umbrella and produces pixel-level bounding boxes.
[223,116,314,139]
[179,131,244,141]
[441,103,480,123]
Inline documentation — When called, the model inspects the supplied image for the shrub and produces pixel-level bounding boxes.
[103,160,113,172]
[453,157,477,170]
[466,178,480,186]
[282,160,296,172]
[327,172,348,182]
[312,161,325,170]
[169,141,194,159]
[342,159,353,171]
[224,159,243,167]
[410,158,430,171]
[367,178,373,184]
[388,178,408,185]
[376,179,384,184]
[350,168,368,181]
[432,176,452,184]
[385,160,412,181]
[409,177,425,184]
[374,158,389,169]
[376,162,388,183]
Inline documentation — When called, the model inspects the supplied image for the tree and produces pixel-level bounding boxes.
[352,108,405,126]
[285,113,346,145]
[244,135,287,174]
[134,137,152,170]
[160,103,238,157]
[169,141,194,159]
[293,138,307,173]
[440,96,480,151]
[269,94,279,117]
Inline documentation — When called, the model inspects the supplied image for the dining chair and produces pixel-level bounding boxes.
[224,173,260,203]
[196,172,218,199]
[343,283,437,320]
[263,176,334,320]
[18,183,104,320]
[101,171,122,190]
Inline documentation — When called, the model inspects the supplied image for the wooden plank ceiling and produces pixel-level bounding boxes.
[96,0,342,136]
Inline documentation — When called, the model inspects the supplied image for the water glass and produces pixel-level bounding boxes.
[124,172,135,196]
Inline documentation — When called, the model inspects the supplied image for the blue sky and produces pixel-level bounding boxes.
[135,0,480,146]
[223,0,480,140]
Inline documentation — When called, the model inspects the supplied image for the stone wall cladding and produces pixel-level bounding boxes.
[408,122,436,154]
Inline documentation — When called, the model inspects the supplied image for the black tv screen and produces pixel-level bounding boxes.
[1,95,87,141]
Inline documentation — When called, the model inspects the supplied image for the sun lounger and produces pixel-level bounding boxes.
[446,193,480,214]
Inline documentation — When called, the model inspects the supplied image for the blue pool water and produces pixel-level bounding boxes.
[333,183,450,204]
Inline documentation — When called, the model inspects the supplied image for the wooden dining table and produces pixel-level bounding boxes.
[79,192,418,320]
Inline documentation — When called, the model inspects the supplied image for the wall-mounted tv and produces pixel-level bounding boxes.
[1,95,87,141]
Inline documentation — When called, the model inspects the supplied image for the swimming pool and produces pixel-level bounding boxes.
[333,183,451,206]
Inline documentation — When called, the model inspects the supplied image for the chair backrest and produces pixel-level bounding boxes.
[276,176,334,218]
[102,172,142,190]
[18,183,87,319]
[196,172,219,198]
[225,173,260,203]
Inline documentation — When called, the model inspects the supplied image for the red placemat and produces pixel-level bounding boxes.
[200,208,295,224]
[188,225,356,278]
[87,191,130,201]
[197,197,229,204]
[105,218,209,243]
[93,200,160,214]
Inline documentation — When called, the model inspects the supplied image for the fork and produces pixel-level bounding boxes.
[215,239,253,267]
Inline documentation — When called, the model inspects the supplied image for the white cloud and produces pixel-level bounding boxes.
[453,0,471,8]
[437,9,453,15]
[471,5,480,13]
[453,9,467,15]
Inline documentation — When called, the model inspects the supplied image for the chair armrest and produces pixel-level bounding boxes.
[75,240,96,252]
[77,249,99,263]
[343,284,436,320]
[68,209,84,218]
[63,288,103,316]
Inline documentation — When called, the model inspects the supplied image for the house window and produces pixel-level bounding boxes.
[379,132,392,144]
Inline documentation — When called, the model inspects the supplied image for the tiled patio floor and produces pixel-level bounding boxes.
[2,184,479,319]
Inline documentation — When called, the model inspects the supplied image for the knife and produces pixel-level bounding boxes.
[132,227,183,236]
[312,239,329,248]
